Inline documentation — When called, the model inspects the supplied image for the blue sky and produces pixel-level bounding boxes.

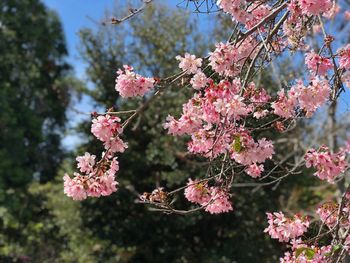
[42,0,213,78]
[42,0,350,149]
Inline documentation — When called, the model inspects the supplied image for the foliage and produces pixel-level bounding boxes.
[0,0,74,261]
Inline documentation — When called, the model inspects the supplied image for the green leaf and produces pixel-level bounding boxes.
[296,247,315,260]
[233,136,242,153]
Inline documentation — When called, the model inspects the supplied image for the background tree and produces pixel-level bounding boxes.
[0,0,74,261]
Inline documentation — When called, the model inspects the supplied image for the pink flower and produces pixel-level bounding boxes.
[279,244,331,263]
[91,115,122,142]
[231,134,275,165]
[299,0,332,15]
[213,95,251,119]
[253,109,269,119]
[305,146,347,182]
[264,212,309,242]
[209,39,256,77]
[107,157,119,176]
[316,202,338,228]
[293,78,330,117]
[115,65,155,97]
[217,0,250,24]
[245,4,271,30]
[163,97,203,136]
[175,53,202,74]
[271,89,297,119]
[188,128,230,159]
[63,173,87,201]
[184,179,211,204]
[184,181,233,214]
[323,2,340,19]
[99,173,118,196]
[204,187,233,214]
[190,71,209,90]
[244,83,271,104]
[76,152,96,173]
[209,42,238,77]
[338,44,350,70]
[245,163,264,178]
[305,51,332,75]
[104,136,128,154]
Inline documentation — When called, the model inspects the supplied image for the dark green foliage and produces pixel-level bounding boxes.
[0,0,72,260]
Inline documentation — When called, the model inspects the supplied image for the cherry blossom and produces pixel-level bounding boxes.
[279,243,331,263]
[208,39,256,77]
[217,0,249,24]
[175,53,202,74]
[115,65,155,97]
[271,89,297,119]
[316,202,338,228]
[76,152,96,174]
[190,71,209,90]
[305,51,333,75]
[299,0,332,15]
[294,78,330,117]
[338,44,350,70]
[184,179,211,204]
[264,212,310,242]
[204,187,233,214]
[245,163,264,178]
[63,173,87,200]
[91,115,122,142]
[305,146,347,182]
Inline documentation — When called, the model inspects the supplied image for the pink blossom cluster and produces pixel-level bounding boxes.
[299,0,332,15]
[164,76,276,183]
[305,51,333,75]
[184,179,211,204]
[164,78,275,171]
[217,0,271,30]
[304,146,347,182]
[266,202,350,262]
[230,135,275,166]
[190,71,209,90]
[91,114,128,154]
[272,78,330,118]
[316,200,350,230]
[217,0,249,24]
[115,65,155,97]
[63,154,119,200]
[184,179,233,214]
[293,78,331,117]
[316,202,338,228]
[338,44,350,70]
[283,0,303,44]
[175,53,202,74]
[283,0,334,49]
[64,113,129,200]
[264,212,310,242]
[271,89,298,119]
[323,2,340,19]
[280,242,332,263]
[245,163,264,178]
[208,38,256,77]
